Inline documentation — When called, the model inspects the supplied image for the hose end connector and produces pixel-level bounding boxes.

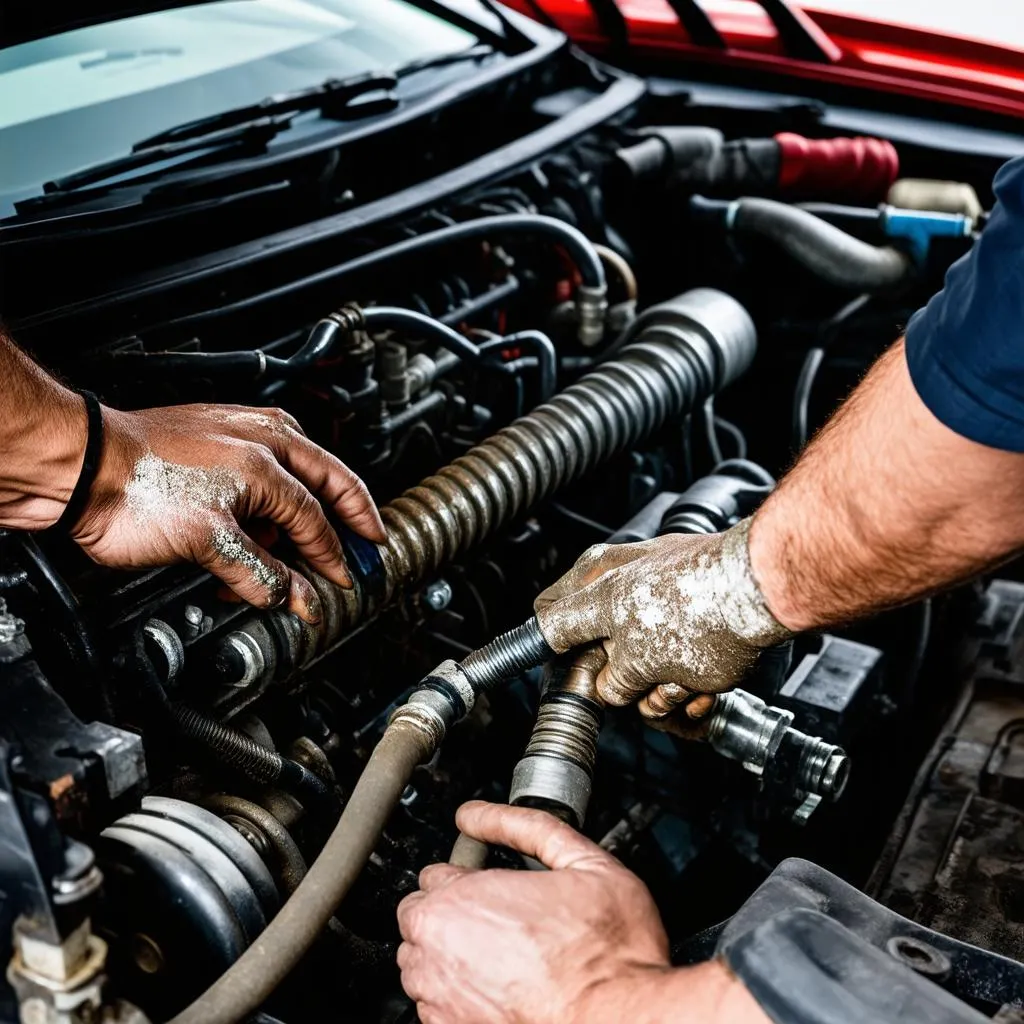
[708,689,849,814]
[510,690,602,829]
[459,617,554,693]
[575,283,609,348]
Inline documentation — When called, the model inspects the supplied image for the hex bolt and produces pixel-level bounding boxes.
[423,579,453,612]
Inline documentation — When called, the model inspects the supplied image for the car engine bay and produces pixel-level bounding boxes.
[3,11,1024,1022]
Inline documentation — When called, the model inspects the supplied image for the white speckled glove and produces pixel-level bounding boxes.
[534,519,793,724]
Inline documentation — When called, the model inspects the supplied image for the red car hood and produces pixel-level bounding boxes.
[504,0,1024,120]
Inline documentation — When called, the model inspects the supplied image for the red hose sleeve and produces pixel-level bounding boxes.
[774,133,899,202]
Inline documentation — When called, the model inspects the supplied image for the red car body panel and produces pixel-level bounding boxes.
[504,0,1024,120]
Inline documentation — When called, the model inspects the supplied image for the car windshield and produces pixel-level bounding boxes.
[0,0,477,216]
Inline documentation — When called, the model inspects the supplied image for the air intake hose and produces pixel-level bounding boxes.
[377,288,754,590]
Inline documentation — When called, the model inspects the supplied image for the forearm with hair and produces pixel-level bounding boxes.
[0,328,87,530]
[751,338,1024,631]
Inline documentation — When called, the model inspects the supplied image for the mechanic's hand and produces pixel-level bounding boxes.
[534,519,792,725]
[397,802,768,1024]
[69,404,385,623]
[397,801,669,1024]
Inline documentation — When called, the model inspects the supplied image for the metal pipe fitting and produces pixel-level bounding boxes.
[575,283,609,347]
[406,618,554,737]
[707,688,849,803]
[509,648,605,829]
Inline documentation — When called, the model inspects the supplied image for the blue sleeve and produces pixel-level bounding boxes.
[904,155,1024,452]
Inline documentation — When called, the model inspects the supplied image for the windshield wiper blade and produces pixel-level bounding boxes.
[134,70,399,151]
[32,51,490,203]
[43,114,296,194]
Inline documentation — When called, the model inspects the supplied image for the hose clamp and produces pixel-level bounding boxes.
[420,659,476,717]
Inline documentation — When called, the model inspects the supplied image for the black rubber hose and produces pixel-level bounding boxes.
[17,535,113,719]
[501,330,557,400]
[692,195,912,291]
[116,302,545,387]
[732,197,911,290]
[153,213,606,335]
[439,274,520,327]
[361,306,482,363]
[791,293,872,450]
[168,717,437,1024]
[476,330,557,401]
[173,705,334,811]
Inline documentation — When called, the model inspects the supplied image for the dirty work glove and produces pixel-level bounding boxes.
[534,519,793,724]
[69,404,385,623]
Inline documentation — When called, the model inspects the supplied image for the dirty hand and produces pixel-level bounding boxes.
[397,801,666,1024]
[534,519,792,725]
[68,404,385,623]
[397,802,766,1024]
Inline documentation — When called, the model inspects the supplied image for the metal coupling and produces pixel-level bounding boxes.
[389,686,461,749]
[794,735,850,803]
[509,649,605,829]
[707,689,794,776]
[708,689,849,804]
[575,283,609,347]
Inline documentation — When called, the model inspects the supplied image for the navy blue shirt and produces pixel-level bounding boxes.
[905,155,1024,451]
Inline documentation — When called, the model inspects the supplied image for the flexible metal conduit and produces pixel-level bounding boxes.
[250,288,758,681]
[173,705,333,810]
[377,287,755,597]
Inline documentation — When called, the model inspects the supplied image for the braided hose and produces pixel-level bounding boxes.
[173,704,333,808]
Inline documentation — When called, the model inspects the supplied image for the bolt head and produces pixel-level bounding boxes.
[423,580,452,612]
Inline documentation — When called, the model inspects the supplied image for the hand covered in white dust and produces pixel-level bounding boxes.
[69,404,384,622]
[534,520,792,729]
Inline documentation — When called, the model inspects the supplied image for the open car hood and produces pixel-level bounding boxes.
[505,0,1024,120]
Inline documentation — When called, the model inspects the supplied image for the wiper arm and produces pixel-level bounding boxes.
[33,51,490,201]
[43,114,295,194]
[134,70,398,151]
[41,71,399,196]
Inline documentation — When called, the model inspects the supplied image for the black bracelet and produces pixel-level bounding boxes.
[53,391,104,533]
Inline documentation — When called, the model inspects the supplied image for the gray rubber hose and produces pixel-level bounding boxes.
[167,718,436,1024]
[730,197,913,291]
